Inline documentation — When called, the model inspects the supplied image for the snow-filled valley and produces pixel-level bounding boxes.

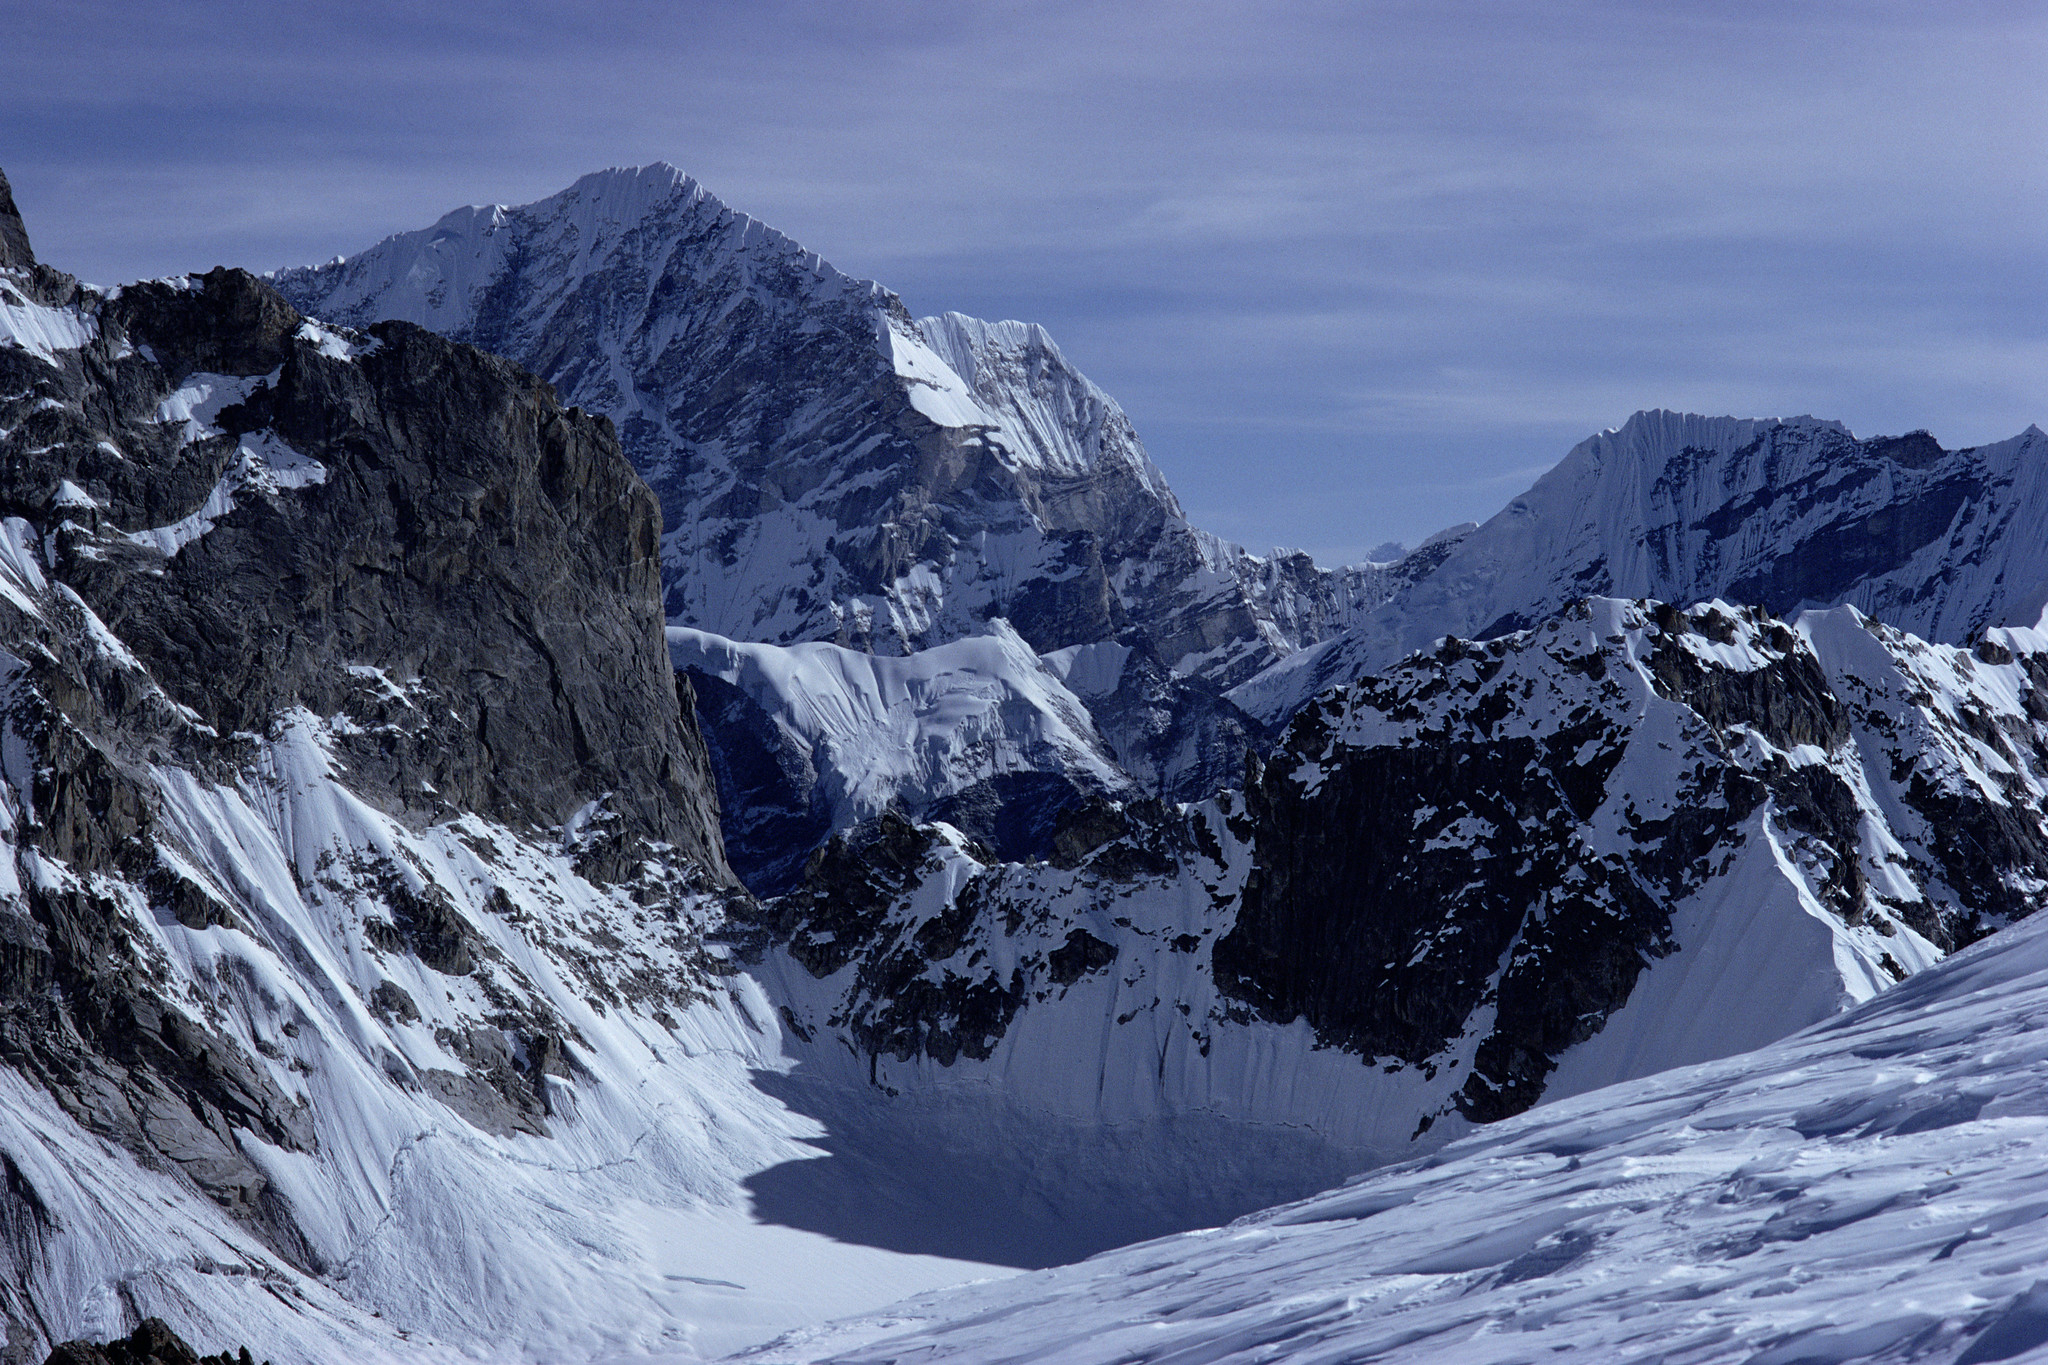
[4,157,2048,1365]
[741,891,2048,1365]
[728,597,2047,1173]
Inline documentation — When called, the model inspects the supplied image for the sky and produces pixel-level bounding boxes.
[4,0,2042,564]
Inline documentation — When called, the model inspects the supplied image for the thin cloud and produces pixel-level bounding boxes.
[2,0,2038,561]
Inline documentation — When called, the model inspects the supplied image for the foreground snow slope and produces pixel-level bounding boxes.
[745,898,2048,1365]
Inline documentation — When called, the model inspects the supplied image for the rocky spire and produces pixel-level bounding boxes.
[0,167,37,268]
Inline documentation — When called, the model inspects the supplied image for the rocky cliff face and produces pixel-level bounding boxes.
[1235,411,2048,724]
[0,203,826,1362]
[0,171,35,272]
[35,270,728,878]
[270,165,1389,689]
[13,160,2048,1359]
[740,596,2048,1149]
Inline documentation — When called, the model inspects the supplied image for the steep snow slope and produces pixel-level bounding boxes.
[743,885,2048,1365]
[1237,410,2048,723]
[271,165,1394,688]
[730,598,2048,1211]
[0,705,991,1362]
[0,252,1003,1361]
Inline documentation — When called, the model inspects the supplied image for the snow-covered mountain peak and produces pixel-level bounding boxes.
[274,162,882,347]
[1233,409,2048,723]
[278,168,1383,685]
[914,310,1178,500]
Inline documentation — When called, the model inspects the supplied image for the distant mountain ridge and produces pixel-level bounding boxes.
[1233,410,2048,722]
[276,170,2048,765]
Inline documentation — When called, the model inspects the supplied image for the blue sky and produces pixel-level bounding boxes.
[5,1,2042,563]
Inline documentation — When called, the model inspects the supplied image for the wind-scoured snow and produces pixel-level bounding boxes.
[126,432,325,557]
[0,1067,420,1363]
[0,284,1013,1360]
[0,282,95,367]
[914,313,1174,500]
[741,900,2048,1365]
[153,371,270,444]
[883,320,994,431]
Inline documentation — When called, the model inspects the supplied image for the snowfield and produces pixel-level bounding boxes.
[741,900,2048,1364]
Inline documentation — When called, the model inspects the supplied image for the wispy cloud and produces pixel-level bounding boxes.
[4,0,2040,563]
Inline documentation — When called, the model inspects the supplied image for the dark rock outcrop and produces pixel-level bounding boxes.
[1083,640,1272,803]
[31,280,728,867]
[0,168,35,270]
[44,1318,261,1365]
[1217,600,2048,1117]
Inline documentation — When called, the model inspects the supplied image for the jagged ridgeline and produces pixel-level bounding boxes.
[740,596,2048,1148]
[273,165,1407,690]
[276,166,2048,899]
